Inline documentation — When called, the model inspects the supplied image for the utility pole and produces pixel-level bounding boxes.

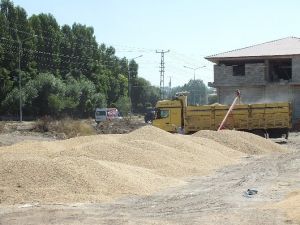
[183,65,206,105]
[183,65,206,80]
[156,50,170,99]
[1,36,37,122]
[18,35,37,122]
[18,41,22,122]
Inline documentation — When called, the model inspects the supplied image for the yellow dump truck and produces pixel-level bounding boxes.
[152,92,292,139]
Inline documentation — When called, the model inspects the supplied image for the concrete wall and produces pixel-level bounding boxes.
[218,86,265,105]
[292,57,300,83]
[218,85,292,104]
[292,86,300,121]
[264,84,292,102]
[214,63,265,86]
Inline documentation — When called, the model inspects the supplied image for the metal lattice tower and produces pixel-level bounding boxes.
[156,50,170,99]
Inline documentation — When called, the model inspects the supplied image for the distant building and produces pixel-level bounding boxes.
[205,37,300,123]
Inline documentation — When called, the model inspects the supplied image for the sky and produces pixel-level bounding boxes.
[11,0,300,87]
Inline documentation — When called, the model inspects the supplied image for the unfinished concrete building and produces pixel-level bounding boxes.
[206,37,300,124]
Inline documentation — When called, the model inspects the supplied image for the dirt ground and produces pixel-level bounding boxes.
[0,122,56,147]
[0,117,145,146]
[0,132,299,224]
[94,116,146,134]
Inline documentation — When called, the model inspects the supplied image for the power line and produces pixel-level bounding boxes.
[1,25,159,57]
[0,24,207,65]
[0,41,131,66]
[0,23,96,44]
[1,26,208,70]
[1,23,159,53]
[0,26,212,87]
[0,44,142,74]
[156,49,170,99]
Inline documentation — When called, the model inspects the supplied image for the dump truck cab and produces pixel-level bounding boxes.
[152,92,188,133]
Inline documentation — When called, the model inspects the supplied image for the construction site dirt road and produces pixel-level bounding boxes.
[0,132,299,225]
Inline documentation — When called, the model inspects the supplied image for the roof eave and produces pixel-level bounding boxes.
[205,54,300,63]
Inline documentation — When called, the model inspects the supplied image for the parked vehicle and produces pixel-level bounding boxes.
[152,92,292,139]
[95,108,121,123]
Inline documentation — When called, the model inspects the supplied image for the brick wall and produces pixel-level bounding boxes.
[214,63,265,86]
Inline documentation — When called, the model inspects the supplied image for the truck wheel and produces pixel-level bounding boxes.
[252,129,266,138]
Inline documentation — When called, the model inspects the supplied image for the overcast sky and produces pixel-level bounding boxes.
[11,0,300,87]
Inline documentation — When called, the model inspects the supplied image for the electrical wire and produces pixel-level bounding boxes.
[0,25,213,87]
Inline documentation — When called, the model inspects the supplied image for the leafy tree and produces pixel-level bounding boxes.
[208,93,218,104]
[0,0,157,118]
[1,86,21,114]
[128,60,138,79]
[115,96,131,116]
[171,79,208,105]
[91,92,106,109]
[207,87,218,104]
[131,77,160,113]
[0,67,13,110]
[25,73,66,116]
[2,73,64,115]
[29,13,61,73]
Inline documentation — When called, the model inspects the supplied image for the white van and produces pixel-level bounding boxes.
[95,108,120,123]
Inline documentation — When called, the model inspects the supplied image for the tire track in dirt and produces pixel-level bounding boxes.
[1,149,299,225]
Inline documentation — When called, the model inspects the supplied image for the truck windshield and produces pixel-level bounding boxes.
[156,109,169,119]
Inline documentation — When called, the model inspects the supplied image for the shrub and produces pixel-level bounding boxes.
[34,116,53,132]
[115,96,131,116]
[54,118,96,138]
[0,122,4,133]
[33,117,96,138]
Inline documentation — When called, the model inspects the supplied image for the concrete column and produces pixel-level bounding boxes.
[264,59,269,82]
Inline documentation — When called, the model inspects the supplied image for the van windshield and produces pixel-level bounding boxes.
[96,111,106,116]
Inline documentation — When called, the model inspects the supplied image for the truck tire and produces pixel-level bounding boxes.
[251,129,266,138]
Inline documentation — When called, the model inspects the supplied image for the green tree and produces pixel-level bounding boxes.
[207,87,217,104]
[0,0,156,119]
[171,79,208,105]
[115,96,131,116]
[2,73,65,116]
[26,73,66,116]
[29,13,61,73]
[131,77,159,113]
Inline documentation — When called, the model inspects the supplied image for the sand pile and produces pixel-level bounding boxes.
[193,130,285,155]
[0,126,285,204]
[274,190,300,223]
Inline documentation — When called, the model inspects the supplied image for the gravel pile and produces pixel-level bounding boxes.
[193,130,285,155]
[275,190,300,223]
[0,126,285,204]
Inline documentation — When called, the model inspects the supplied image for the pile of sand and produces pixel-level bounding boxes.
[0,126,285,204]
[193,130,284,155]
[274,190,300,223]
